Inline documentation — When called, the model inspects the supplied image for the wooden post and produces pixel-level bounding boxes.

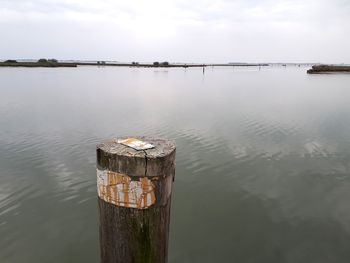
[96,137,176,263]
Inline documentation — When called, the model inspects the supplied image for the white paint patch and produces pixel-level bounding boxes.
[97,169,156,209]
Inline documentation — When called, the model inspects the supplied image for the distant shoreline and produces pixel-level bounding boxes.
[307,65,350,74]
[0,61,270,68]
[0,62,77,68]
[76,62,270,67]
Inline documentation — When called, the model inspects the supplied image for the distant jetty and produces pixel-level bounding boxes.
[0,59,269,68]
[74,62,269,68]
[307,65,350,74]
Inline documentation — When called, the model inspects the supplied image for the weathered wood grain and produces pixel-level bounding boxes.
[97,137,176,263]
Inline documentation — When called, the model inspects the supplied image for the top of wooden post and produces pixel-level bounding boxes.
[96,136,176,177]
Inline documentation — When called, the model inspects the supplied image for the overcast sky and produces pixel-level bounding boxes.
[1,0,349,63]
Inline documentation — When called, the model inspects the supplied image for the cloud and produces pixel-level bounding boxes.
[0,0,349,62]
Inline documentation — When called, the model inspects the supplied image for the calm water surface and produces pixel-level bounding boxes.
[1,66,350,263]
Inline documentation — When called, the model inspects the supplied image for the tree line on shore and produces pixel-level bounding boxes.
[4,58,58,63]
[132,61,169,66]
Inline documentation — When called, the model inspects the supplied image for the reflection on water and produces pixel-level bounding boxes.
[1,66,350,262]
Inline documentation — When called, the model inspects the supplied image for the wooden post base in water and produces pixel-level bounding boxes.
[96,137,176,263]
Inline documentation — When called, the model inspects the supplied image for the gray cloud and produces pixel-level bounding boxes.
[0,0,349,63]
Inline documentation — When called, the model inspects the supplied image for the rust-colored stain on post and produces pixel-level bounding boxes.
[97,169,156,209]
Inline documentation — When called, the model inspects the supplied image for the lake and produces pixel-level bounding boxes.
[1,66,350,263]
